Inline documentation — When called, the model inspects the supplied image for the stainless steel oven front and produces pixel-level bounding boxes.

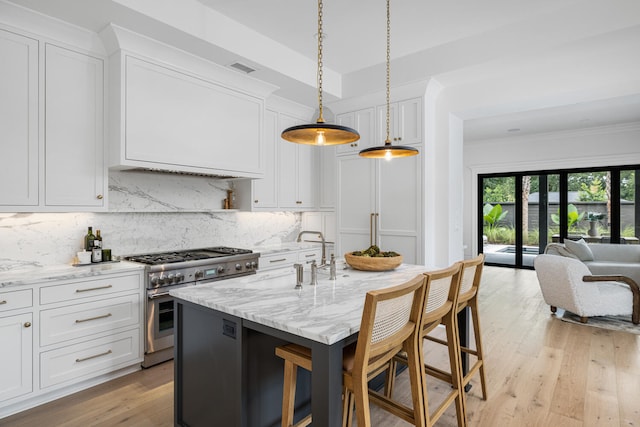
[144,283,192,368]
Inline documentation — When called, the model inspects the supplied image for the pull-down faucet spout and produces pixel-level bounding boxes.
[296,231,327,266]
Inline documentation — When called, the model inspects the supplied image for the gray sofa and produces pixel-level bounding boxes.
[545,239,640,285]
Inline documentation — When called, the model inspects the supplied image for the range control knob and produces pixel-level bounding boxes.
[175,273,184,283]
[167,274,175,283]
[250,261,257,269]
[235,263,242,271]
[245,262,252,269]
[217,266,225,274]
[194,270,204,280]
[150,276,160,286]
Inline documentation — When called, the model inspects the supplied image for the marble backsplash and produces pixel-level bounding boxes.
[0,171,301,269]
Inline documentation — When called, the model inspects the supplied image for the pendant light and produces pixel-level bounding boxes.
[281,0,360,146]
[359,0,419,160]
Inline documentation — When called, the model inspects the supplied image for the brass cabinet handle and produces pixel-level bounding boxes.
[370,213,374,246]
[76,349,112,363]
[75,313,112,323]
[269,258,287,263]
[375,213,379,246]
[75,284,112,293]
[24,322,31,328]
[96,194,103,200]
[0,300,6,305]
[254,200,259,203]
[296,201,302,204]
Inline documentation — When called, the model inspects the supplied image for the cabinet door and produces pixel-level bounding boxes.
[296,144,315,208]
[397,98,422,145]
[336,108,375,155]
[0,313,33,402]
[377,98,422,146]
[0,29,39,207]
[337,156,376,255]
[252,109,278,208]
[318,145,336,208]
[277,114,299,208]
[377,154,421,264]
[45,44,105,208]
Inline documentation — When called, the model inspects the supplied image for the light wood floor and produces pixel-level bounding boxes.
[3,266,639,426]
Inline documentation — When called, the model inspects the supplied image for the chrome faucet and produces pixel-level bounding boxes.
[296,231,327,266]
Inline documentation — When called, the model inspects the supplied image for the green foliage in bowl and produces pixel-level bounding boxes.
[350,245,400,258]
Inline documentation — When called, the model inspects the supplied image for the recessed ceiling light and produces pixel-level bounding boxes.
[507,128,521,133]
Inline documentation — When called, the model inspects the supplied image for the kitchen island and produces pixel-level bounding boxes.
[170,262,435,427]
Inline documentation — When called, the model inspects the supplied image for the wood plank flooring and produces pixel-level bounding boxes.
[3,266,639,426]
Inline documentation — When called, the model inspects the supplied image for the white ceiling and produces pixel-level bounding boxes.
[6,0,640,140]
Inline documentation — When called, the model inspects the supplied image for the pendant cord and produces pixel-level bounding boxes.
[317,0,325,123]
[385,0,391,144]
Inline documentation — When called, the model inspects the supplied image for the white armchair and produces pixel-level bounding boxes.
[534,254,639,324]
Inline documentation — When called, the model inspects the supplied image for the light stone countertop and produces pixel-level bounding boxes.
[0,261,145,288]
[170,262,431,345]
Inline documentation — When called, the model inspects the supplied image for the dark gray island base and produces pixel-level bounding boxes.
[174,299,354,427]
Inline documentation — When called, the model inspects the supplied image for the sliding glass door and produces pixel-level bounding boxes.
[479,166,640,269]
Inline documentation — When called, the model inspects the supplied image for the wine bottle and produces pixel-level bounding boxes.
[95,230,103,248]
[84,227,95,251]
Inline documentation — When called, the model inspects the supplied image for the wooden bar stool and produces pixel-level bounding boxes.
[275,274,428,427]
[385,262,467,427]
[424,254,487,400]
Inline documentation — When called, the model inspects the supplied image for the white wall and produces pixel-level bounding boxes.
[463,122,640,257]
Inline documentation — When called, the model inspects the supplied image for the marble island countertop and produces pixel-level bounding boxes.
[0,261,145,288]
[170,261,431,345]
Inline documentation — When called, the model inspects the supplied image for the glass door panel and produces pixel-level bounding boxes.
[567,171,610,243]
[621,169,637,244]
[482,176,515,265]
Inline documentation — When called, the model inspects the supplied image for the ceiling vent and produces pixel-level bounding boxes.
[229,62,256,74]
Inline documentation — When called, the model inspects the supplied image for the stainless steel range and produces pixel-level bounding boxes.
[124,246,259,368]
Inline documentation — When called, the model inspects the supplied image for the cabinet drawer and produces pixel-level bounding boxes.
[0,288,32,313]
[40,274,141,305]
[40,329,141,389]
[40,294,140,347]
[298,248,322,265]
[258,252,298,271]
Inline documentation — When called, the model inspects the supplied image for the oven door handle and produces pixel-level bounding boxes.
[149,292,171,299]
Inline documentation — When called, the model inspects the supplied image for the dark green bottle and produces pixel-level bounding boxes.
[84,227,95,251]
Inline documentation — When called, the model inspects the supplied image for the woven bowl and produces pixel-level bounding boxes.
[344,252,403,271]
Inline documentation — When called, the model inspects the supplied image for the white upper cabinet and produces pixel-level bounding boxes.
[0,25,106,212]
[249,109,278,209]
[376,98,422,146]
[44,44,105,208]
[277,113,316,209]
[0,29,39,207]
[119,56,264,178]
[335,108,375,155]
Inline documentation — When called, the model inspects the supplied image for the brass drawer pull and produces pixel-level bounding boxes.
[24,322,31,328]
[75,313,112,323]
[76,349,112,363]
[0,300,7,305]
[269,258,287,263]
[304,253,315,258]
[75,284,113,293]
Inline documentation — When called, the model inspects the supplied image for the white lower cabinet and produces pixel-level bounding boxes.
[0,270,144,418]
[0,312,33,403]
[258,252,299,271]
[40,329,140,389]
